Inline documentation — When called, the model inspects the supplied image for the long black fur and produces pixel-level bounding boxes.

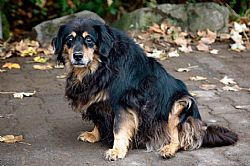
[53,18,238,152]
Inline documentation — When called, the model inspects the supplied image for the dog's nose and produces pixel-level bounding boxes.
[73,52,83,61]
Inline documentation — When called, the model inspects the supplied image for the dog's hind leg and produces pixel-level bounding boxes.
[78,125,100,143]
[105,108,138,161]
[160,96,192,159]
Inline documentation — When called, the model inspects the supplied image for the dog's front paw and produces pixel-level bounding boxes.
[160,144,177,159]
[77,131,99,143]
[105,148,127,161]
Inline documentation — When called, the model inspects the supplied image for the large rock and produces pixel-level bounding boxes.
[33,11,104,47]
[113,2,229,33]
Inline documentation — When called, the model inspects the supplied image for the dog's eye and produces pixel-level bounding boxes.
[85,37,92,44]
[66,36,74,47]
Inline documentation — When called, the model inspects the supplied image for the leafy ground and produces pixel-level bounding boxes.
[0,21,250,165]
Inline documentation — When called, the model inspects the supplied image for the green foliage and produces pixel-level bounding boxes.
[57,0,119,17]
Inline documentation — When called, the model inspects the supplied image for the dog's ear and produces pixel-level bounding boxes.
[94,24,114,57]
[52,25,66,64]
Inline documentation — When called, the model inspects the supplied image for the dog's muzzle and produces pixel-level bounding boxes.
[72,52,90,67]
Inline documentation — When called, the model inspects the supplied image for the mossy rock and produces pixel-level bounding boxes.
[33,11,104,47]
[112,3,229,33]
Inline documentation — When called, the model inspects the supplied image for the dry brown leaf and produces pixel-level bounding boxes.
[199,84,217,90]
[198,29,217,44]
[197,30,206,37]
[0,135,23,143]
[149,24,163,34]
[196,42,210,52]
[160,21,168,32]
[190,76,207,81]
[245,41,250,50]
[33,64,53,70]
[178,45,193,53]
[222,85,241,91]
[219,33,231,40]
[2,63,21,69]
[37,47,54,55]
[219,76,237,85]
[0,51,12,60]
[174,37,188,46]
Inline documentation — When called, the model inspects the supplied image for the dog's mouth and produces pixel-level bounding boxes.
[71,59,90,68]
[72,62,87,68]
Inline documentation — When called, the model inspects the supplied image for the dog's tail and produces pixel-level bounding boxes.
[202,125,238,147]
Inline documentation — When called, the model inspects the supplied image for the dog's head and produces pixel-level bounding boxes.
[52,19,114,68]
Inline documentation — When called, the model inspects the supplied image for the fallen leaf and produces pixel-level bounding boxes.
[0,69,7,73]
[220,76,237,85]
[56,74,67,79]
[149,24,163,34]
[230,43,246,52]
[196,42,210,52]
[210,49,219,54]
[219,33,231,40]
[13,91,36,99]
[208,119,217,123]
[160,21,168,32]
[33,64,53,70]
[190,76,207,81]
[222,85,241,91]
[0,135,23,143]
[178,45,193,53]
[234,105,249,109]
[2,63,21,69]
[33,56,49,63]
[147,49,166,59]
[197,30,206,37]
[20,47,37,57]
[168,50,179,57]
[245,42,250,50]
[174,37,188,46]
[0,51,12,60]
[200,36,216,44]
[176,65,198,72]
[199,84,217,90]
[176,68,190,72]
[230,30,243,44]
[189,91,197,97]
[54,64,64,69]
[233,22,249,33]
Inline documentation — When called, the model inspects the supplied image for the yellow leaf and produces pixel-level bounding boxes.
[2,63,21,69]
[33,56,48,63]
[33,64,53,70]
[20,47,37,57]
[0,135,23,143]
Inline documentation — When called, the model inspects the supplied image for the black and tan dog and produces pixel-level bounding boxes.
[52,18,238,161]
